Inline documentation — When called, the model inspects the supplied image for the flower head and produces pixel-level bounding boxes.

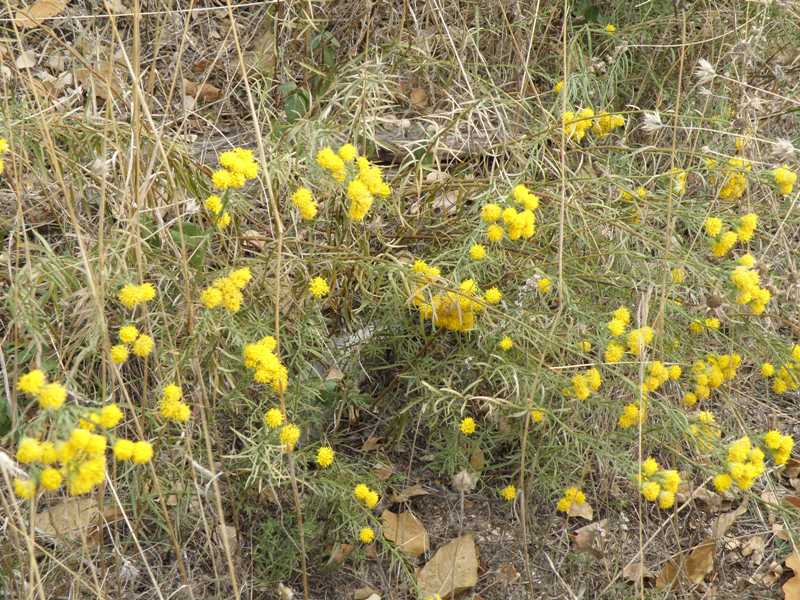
[309,277,330,298]
[316,446,335,468]
[459,417,476,435]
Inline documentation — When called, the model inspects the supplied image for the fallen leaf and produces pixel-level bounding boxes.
[711,500,748,539]
[16,51,37,69]
[655,559,681,590]
[685,540,715,584]
[417,534,478,599]
[495,562,520,585]
[373,462,394,481]
[409,88,427,109]
[741,535,765,565]
[451,471,476,493]
[432,190,458,215]
[361,436,382,451]
[325,366,344,381]
[75,62,124,100]
[216,524,238,555]
[15,0,68,29]
[469,448,485,471]
[353,587,378,600]
[784,496,800,510]
[326,543,353,566]
[622,562,655,584]
[381,510,429,557]
[35,497,121,540]
[390,483,430,503]
[567,499,594,521]
[242,230,265,250]
[572,518,607,559]
[756,560,783,587]
[183,78,221,103]
[784,553,800,599]
[784,459,800,479]
[277,582,295,600]
[774,523,790,541]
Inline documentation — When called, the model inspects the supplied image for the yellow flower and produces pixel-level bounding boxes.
[17,369,46,396]
[713,473,732,493]
[530,409,544,423]
[658,491,675,509]
[604,342,625,363]
[131,334,154,357]
[484,287,502,304]
[204,194,223,215]
[316,446,334,468]
[14,478,36,499]
[486,224,504,242]
[537,278,552,294]
[37,382,67,410]
[216,212,232,230]
[641,457,659,477]
[201,287,223,309]
[309,277,330,298]
[500,485,517,501]
[113,439,135,461]
[347,179,374,221]
[264,408,284,429]
[16,437,42,464]
[279,424,301,452]
[554,80,564,93]
[499,336,513,351]
[40,468,62,491]
[119,325,139,344]
[469,244,486,260]
[481,203,502,223]
[358,527,375,544]
[459,417,476,435]
[641,481,660,502]
[605,23,616,33]
[579,340,592,352]
[110,344,129,365]
[291,187,318,221]
[99,404,123,428]
[671,267,685,284]
[704,216,723,237]
[338,144,358,162]
[131,441,154,464]
[773,165,797,196]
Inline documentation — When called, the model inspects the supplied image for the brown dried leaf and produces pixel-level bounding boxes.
[685,540,715,584]
[409,88,427,109]
[417,534,478,599]
[35,497,121,541]
[326,543,353,566]
[372,462,394,481]
[15,0,67,29]
[495,563,520,585]
[381,510,429,557]
[741,535,765,565]
[622,562,655,584]
[183,78,222,103]
[353,587,379,600]
[75,62,124,100]
[469,448,485,471]
[711,500,748,539]
[784,496,800,509]
[16,50,37,69]
[655,559,682,590]
[572,518,607,559]
[567,500,594,521]
[784,554,800,600]
[390,483,429,503]
[361,436,382,451]
[784,459,800,479]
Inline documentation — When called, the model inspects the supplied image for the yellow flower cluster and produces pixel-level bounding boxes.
[204,194,231,230]
[118,282,156,309]
[682,353,740,407]
[359,527,375,544]
[704,213,757,258]
[555,486,587,513]
[316,145,390,221]
[639,457,680,509]
[563,108,624,141]
[766,345,800,394]
[730,263,771,315]
[242,335,288,393]
[0,136,8,174]
[592,112,626,137]
[111,324,154,364]
[688,410,721,451]
[714,436,765,492]
[618,403,644,429]
[642,361,681,395]
[689,317,720,334]
[264,407,284,429]
[626,326,655,357]
[713,157,750,200]
[763,430,794,465]
[211,147,259,190]
[17,369,68,410]
[354,483,380,509]
[113,438,154,464]
[309,276,330,298]
[606,306,631,337]
[411,262,486,332]
[159,384,190,423]
[291,187,318,220]
[564,367,602,400]
[480,189,538,243]
[773,165,797,196]
[200,267,252,313]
